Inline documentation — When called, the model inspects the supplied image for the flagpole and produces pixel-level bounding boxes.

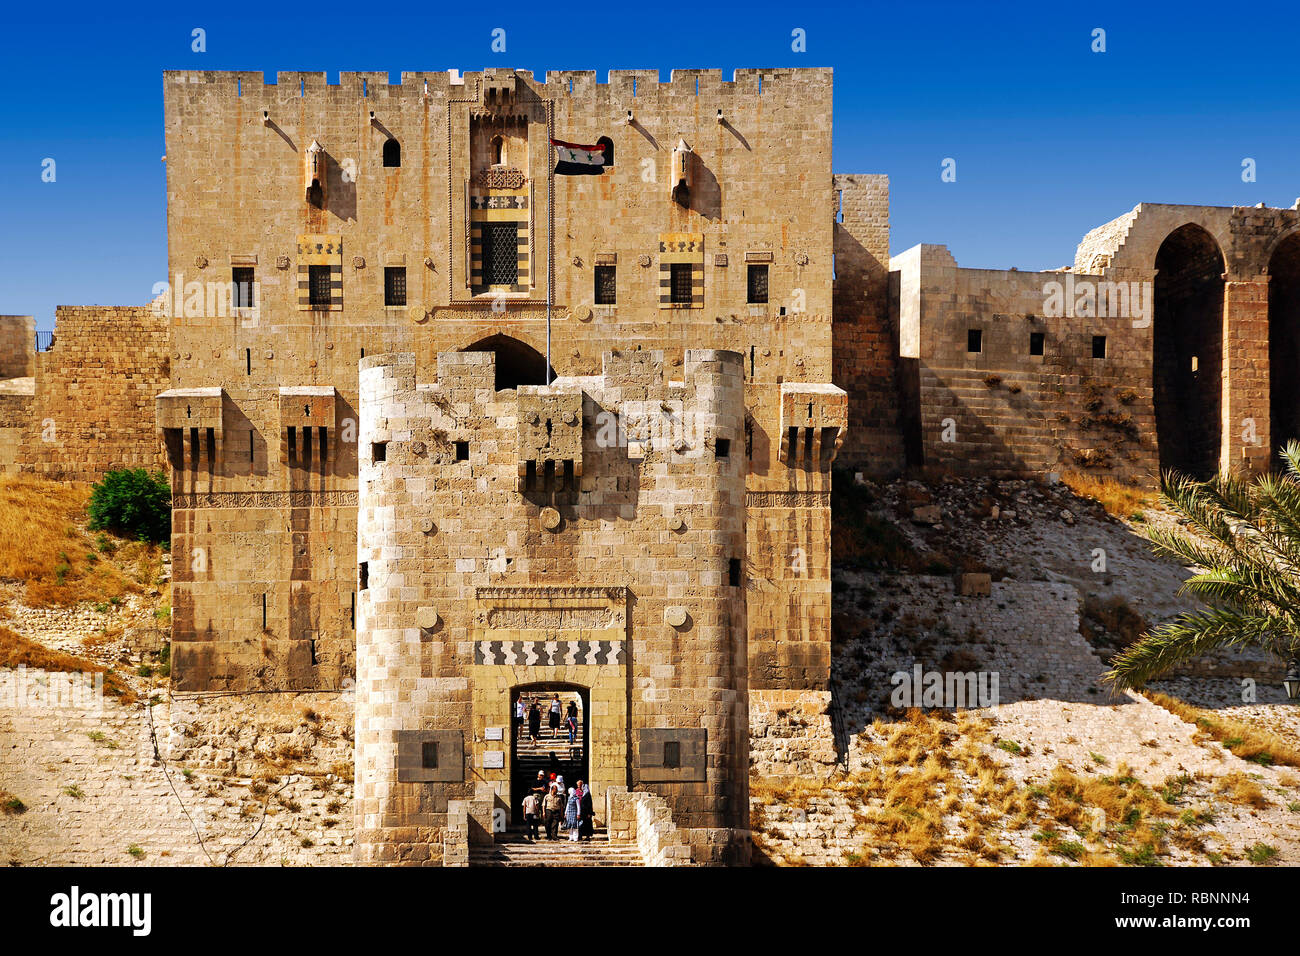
[545,101,554,387]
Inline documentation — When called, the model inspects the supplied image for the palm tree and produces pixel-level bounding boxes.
[1104,441,1300,691]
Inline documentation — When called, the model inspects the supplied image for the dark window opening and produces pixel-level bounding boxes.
[490,135,505,165]
[663,741,681,770]
[728,558,741,587]
[594,265,616,305]
[670,263,694,304]
[358,562,369,591]
[525,459,537,490]
[596,135,614,168]
[967,329,982,353]
[421,741,438,769]
[382,138,401,168]
[384,266,407,307]
[350,591,356,630]
[308,264,332,307]
[262,593,267,629]
[482,222,519,286]
[1029,331,1045,356]
[1092,335,1107,359]
[307,180,323,208]
[715,437,731,459]
[372,441,387,462]
[232,267,255,308]
[456,441,469,462]
[747,264,769,304]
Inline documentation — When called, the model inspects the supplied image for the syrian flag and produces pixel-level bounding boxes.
[551,138,607,175]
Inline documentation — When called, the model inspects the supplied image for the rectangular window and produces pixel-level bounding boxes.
[1029,331,1045,356]
[308,264,332,307]
[482,222,519,286]
[715,437,730,459]
[746,264,769,304]
[594,265,616,305]
[1092,335,1107,359]
[232,267,255,308]
[967,329,982,353]
[728,557,741,587]
[670,263,694,304]
[663,741,681,770]
[358,562,369,591]
[456,441,469,462]
[421,741,439,769]
[384,267,407,307]
[372,441,386,462]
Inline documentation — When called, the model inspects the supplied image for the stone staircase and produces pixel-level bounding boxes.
[469,830,645,867]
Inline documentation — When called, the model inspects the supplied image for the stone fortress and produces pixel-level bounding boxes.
[3,65,1300,864]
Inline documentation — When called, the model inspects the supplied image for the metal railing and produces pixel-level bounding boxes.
[34,331,54,352]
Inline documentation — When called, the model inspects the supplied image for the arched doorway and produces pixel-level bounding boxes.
[1270,233,1300,466]
[463,334,555,391]
[509,683,589,828]
[1153,224,1225,479]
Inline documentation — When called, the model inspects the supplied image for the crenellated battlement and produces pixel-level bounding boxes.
[163,67,831,102]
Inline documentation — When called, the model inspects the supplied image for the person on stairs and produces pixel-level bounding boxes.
[577,780,595,841]
[565,787,581,842]
[523,791,541,841]
[528,699,542,742]
[543,783,564,840]
[548,695,562,738]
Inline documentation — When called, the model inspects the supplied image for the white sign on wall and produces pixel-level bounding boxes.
[485,726,503,741]
[483,750,505,769]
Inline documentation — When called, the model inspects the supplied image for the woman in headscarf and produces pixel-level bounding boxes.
[577,780,595,841]
[564,786,581,841]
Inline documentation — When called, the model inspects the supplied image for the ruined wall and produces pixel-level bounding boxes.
[0,315,35,379]
[898,202,1300,482]
[354,349,750,865]
[894,245,1158,480]
[162,68,847,702]
[832,174,904,475]
[20,306,169,483]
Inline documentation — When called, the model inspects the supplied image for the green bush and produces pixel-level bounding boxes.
[87,469,171,544]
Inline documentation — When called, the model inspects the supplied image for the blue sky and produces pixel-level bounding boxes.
[2,0,1297,331]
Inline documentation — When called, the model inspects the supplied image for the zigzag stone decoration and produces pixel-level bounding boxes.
[473,640,624,667]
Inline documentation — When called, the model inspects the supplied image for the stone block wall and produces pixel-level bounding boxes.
[160,68,848,710]
[20,306,170,483]
[0,315,35,379]
[353,348,750,865]
[832,174,904,475]
[893,245,1158,480]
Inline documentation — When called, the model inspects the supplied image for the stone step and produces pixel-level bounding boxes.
[470,840,645,867]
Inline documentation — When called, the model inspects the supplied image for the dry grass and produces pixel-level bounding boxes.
[1060,471,1156,518]
[752,710,1222,867]
[1145,692,1300,768]
[0,475,164,607]
[0,624,136,703]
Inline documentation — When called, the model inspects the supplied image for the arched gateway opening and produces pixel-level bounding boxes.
[509,684,589,828]
[463,334,556,391]
[1269,234,1300,465]
[1153,224,1225,479]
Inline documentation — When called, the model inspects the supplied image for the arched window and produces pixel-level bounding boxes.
[382,138,401,168]
[491,135,506,166]
[596,135,614,168]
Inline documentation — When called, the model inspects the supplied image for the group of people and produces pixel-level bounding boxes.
[516,693,581,746]
[522,772,595,842]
